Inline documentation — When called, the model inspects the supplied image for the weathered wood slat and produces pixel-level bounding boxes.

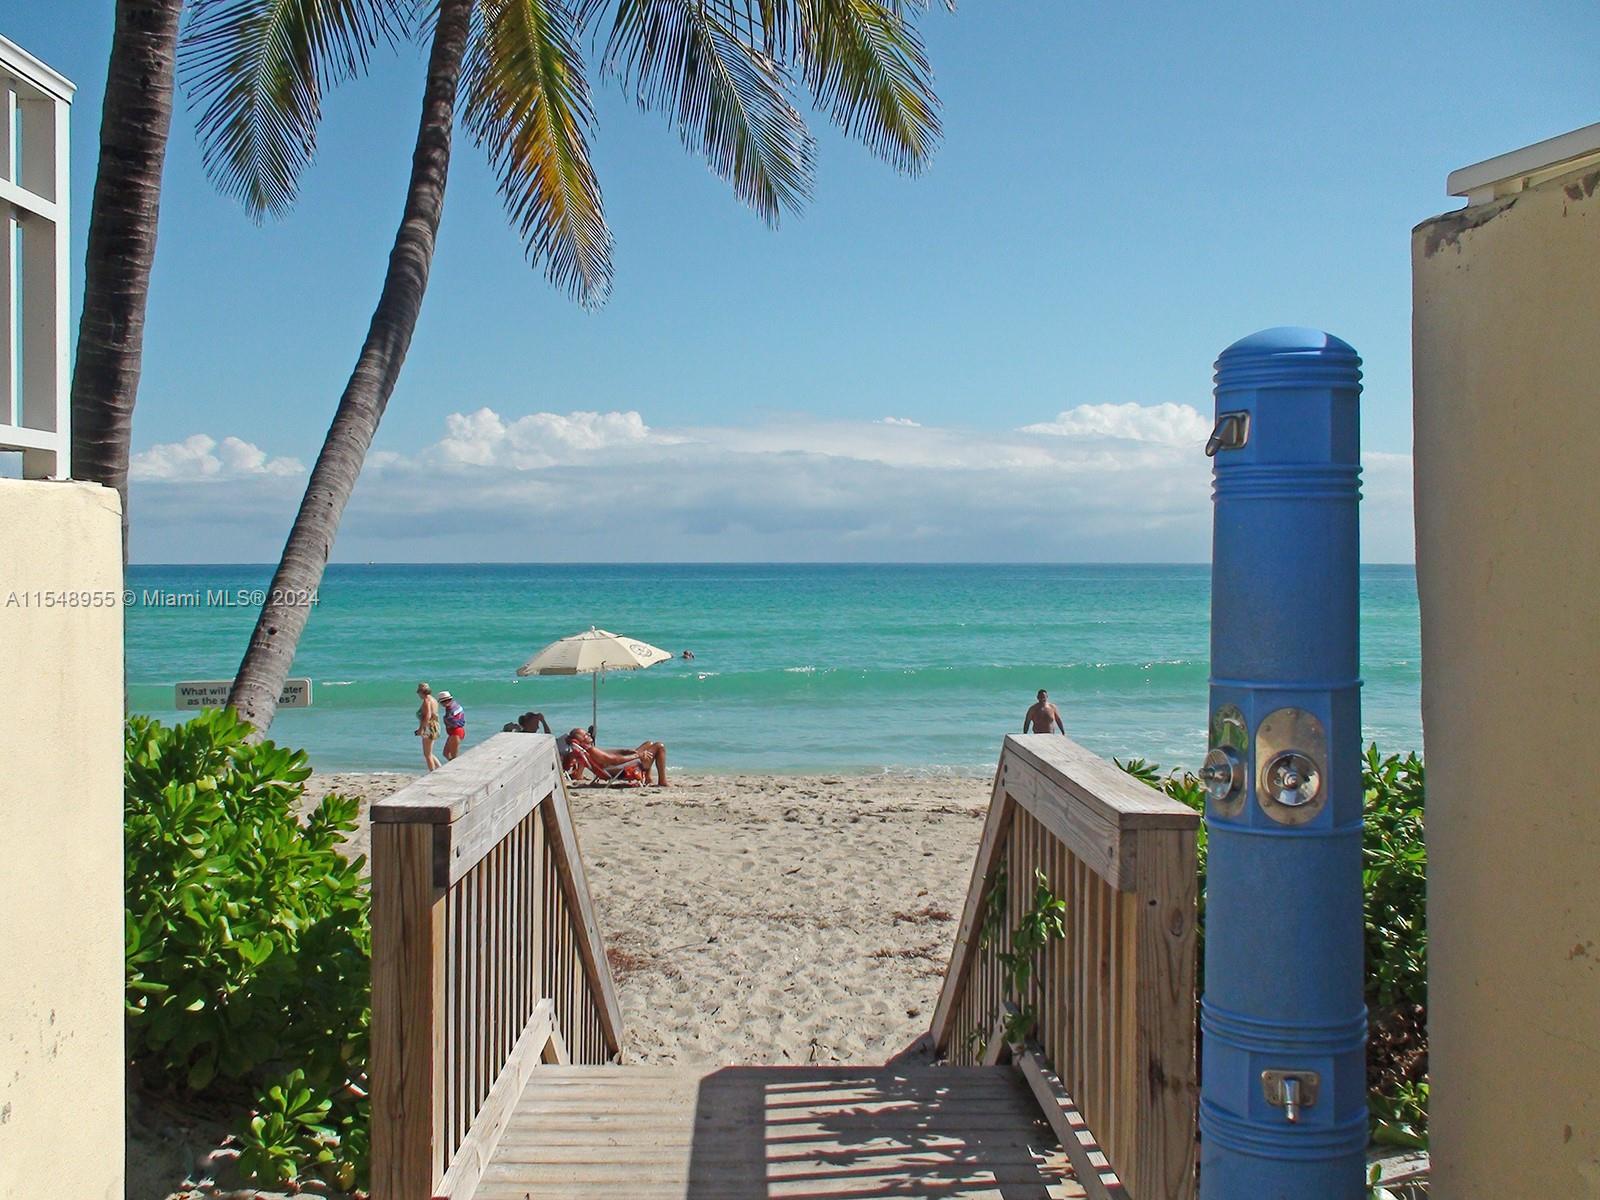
[486,1142,1066,1163]
[540,772,623,1053]
[929,764,1012,1046]
[435,1000,557,1200]
[1007,750,1129,888]
[476,1064,1080,1200]
[1004,734,1198,830]
[1014,1041,1127,1200]
[439,750,558,887]
[370,823,447,1200]
[372,733,548,824]
[476,1181,1079,1200]
[1128,826,1198,1200]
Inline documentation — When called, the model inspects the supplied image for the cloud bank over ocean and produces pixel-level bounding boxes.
[129,403,1415,563]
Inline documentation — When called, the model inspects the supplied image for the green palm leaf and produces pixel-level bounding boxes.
[598,0,815,224]
[463,0,613,303]
[181,0,410,218]
[579,0,795,74]
[798,0,939,172]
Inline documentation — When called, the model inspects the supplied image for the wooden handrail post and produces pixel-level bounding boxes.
[372,822,447,1200]
[1130,823,1198,1199]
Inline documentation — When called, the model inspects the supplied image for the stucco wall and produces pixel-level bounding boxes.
[1413,167,1600,1196]
[0,479,124,1200]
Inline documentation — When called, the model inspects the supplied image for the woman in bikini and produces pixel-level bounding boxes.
[415,682,442,771]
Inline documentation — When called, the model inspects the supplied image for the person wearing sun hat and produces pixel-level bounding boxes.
[439,690,467,760]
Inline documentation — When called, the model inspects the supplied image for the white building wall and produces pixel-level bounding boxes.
[1414,144,1600,1197]
[0,479,125,1200]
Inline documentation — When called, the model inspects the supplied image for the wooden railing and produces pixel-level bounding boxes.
[931,734,1199,1200]
[370,733,622,1200]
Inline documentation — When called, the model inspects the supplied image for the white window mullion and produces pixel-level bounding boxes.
[0,37,73,480]
[1,83,16,430]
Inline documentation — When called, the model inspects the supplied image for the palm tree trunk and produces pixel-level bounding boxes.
[70,0,184,561]
[225,0,476,732]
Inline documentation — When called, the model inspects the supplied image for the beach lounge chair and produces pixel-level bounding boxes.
[562,741,646,788]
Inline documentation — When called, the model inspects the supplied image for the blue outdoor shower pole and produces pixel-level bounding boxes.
[1197,328,1368,1198]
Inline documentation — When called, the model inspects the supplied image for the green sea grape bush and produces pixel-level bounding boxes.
[234,1068,338,1186]
[968,862,1069,1053]
[124,710,370,1189]
[1116,744,1428,1145]
[1360,747,1428,1147]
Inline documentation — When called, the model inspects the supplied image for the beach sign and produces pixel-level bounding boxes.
[174,679,313,710]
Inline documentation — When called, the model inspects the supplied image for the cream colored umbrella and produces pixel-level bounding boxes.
[515,627,672,736]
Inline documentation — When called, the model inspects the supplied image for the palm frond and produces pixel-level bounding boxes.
[599,0,815,224]
[181,0,411,218]
[798,0,939,172]
[464,0,613,304]
[580,0,791,58]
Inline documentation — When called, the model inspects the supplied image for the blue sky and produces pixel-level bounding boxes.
[9,1,1597,562]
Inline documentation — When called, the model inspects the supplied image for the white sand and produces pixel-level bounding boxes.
[556,773,991,1065]
[306,770,993,1064]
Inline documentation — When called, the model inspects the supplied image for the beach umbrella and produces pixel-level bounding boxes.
[515,627,672,736]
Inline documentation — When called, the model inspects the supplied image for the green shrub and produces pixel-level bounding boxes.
[125,710,370,1189]
[1360,747,1428,1146]
[1118,744,1428,1145]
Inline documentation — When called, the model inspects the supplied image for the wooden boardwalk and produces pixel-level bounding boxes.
[370,735,1197,1200]
[474,1063,1083,1200]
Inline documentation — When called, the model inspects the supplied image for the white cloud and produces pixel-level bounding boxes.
[127,404,1416,563]
[1022,402,1212,446]
[130,434,303,481]
[877,416,921,427]
[429,408,658,470]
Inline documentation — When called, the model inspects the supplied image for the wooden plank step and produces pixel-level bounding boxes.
[475,1184,1082,1200]
[477,1063,1084,1199]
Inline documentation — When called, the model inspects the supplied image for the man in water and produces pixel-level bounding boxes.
[1023,689,1065,734]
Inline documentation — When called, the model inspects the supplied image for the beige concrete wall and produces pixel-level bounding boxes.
[0,479,124,1200]
[1414,167,1600,1197]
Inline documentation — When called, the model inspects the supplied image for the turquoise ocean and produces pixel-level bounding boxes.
[125,564,1421,775]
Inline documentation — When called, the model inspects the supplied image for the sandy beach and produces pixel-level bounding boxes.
[309,769,994,1065]
[132,769,994,1199]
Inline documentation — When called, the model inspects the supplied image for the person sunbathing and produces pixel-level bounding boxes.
[567,728,668,785]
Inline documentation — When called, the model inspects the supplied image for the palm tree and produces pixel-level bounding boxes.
[188,0,943,732]
[71,0,187,561]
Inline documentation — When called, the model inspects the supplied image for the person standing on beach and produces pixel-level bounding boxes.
[1023,689,1066,734]
[440,690,467,760]
[415,682,442,770]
